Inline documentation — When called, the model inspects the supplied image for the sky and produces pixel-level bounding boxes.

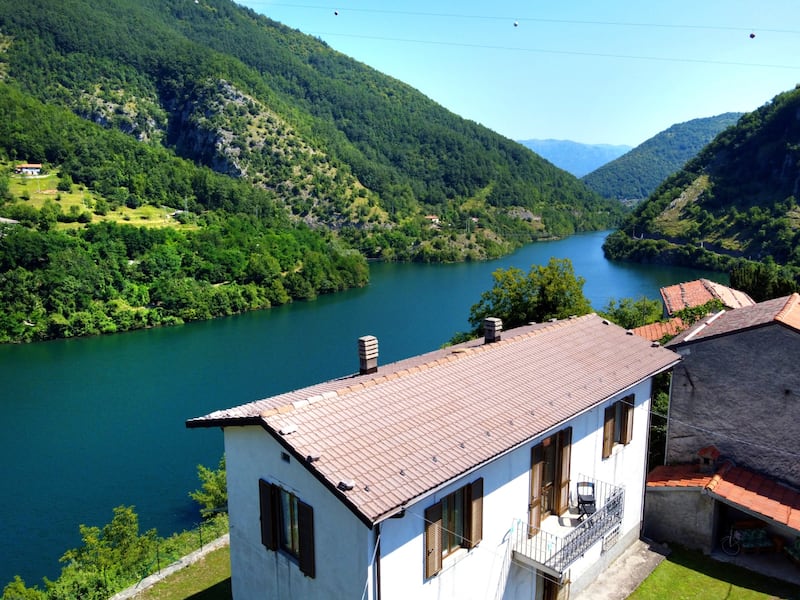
[236,1,800,146]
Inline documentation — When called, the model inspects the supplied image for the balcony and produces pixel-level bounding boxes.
[511,476,624,578]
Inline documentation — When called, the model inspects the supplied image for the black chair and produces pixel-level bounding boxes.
[576,481,596,521]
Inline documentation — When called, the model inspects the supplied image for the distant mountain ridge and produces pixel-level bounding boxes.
[517,139,632,177]
[603,87,800,291]
[582,113,743,203]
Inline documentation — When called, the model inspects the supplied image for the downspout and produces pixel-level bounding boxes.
[375,524,382,600]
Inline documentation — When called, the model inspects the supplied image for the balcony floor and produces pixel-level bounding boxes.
[540,507,587,537]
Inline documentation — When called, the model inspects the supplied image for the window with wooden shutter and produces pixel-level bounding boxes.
[259,479,278,550]
[529,444,543,534]
[297,499,315,578]
[424,477,483,578]
[557,427,572,514]
[603,396,635,458]
[259,480,315,578]
[622,395,634,445]
[424,502,443,578]
[603,405,616,458]
[467,478,483,549]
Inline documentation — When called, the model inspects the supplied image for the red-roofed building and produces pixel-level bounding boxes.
[188,314,679,600]
[659,278,755,317]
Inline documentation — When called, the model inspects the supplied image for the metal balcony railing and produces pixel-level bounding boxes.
[511,476,624,577]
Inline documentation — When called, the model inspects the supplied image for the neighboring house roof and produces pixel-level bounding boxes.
[667,293,800,346]
[631,317,685,342]
[659,279,755,316]
[648,462,800,532]
[188,314,679,525]
[0,217,20,225]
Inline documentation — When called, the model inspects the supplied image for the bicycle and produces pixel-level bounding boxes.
[720,526,741,556]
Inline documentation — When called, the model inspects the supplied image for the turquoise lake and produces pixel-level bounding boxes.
[0,230,724,585]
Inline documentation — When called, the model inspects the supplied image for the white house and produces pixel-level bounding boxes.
[187,314,679,600]
[14,163,42,175]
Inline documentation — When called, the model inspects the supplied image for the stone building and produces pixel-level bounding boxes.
[644,294,800,554]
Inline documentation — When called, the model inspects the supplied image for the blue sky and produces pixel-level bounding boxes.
[237,1,800,146]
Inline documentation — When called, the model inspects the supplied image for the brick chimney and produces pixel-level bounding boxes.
[358,335,379,374]
[484,317,502,344]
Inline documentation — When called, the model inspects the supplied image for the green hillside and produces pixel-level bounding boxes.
[604,87,800,296]
[583,113,742,203]
[0,0,621,253]
[0,0,624,343]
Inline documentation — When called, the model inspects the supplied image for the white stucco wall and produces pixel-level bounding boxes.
[223,379,654,600]
[224,426,375,600]
[378,380,654,600]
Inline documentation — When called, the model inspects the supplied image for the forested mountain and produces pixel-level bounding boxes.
[518,139,631,178]
[604,88,800,298]
[583,113,742,203]
[0,0,623,343]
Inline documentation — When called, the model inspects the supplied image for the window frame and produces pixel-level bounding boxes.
[602,395,634,459]
[259,479,316,578]
[424,478,483,578]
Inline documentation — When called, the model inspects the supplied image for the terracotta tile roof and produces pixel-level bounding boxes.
[659,279,755,316]
[189,314,679,524]
[708,463,800,531]
[632,317,685,342]
[667,293,800,346]
[647,464,713,488]
[648,462,800,532]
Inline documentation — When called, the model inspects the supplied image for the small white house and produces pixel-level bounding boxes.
[15,163,42,175]
[188,314,679,600]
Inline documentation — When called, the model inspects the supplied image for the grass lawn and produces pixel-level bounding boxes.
[629,546,800,600]
[135,546,231,600]
[8,171,194,230]
[132,543,800,600]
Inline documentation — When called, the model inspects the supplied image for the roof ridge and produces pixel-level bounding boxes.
[328,315,593,400]
[775,292,800,326]
[260,314,599,417]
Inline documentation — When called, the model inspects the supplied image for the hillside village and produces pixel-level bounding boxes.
[186,281,800,600]
[1,2,799,598]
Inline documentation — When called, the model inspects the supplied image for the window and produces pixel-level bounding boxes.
[424,478,483,578]
[259,479,315,578]
[602,395,634,459]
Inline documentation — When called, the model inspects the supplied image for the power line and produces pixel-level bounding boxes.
[305,32,800,71]
[260,3,800,36]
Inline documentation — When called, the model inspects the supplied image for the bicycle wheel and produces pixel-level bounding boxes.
[721,535,740,556]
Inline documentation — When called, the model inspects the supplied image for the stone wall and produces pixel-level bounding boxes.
[643,489,716,553]
[667,324,800,487]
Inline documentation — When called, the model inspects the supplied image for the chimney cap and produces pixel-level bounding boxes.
[358,335,379,374]
[483,317,503,344]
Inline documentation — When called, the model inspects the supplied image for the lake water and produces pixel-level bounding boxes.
[0,230,724,585]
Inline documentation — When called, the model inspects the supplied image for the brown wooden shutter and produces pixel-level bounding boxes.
[622,396,635,445]
[297,499,315,578]
[259,479,278,550]
[529,444,543,535]
[602,405,615,459]
[424,502,443,578]
[467,478,483,549]
[557,427,572,514]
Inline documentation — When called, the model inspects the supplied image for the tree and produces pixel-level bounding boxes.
[189,456,227,519]
[467,258,592,333]
[599,296,663,330]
